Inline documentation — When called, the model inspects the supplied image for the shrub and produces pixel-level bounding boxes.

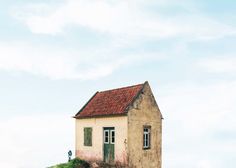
[49,158,90,168]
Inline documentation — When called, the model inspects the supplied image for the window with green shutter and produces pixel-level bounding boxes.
[84,127,92,146]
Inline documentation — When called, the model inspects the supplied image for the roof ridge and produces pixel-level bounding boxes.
[99,82,145,93]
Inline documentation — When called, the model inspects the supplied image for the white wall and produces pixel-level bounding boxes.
[75,116,128,164]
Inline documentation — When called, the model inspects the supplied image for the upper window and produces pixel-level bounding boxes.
[143,126,151,149]
[111,130,115,144]
[104,130,109,144]
[84,127,92,146]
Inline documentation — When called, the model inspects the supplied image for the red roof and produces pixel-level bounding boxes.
[75,83,145,118]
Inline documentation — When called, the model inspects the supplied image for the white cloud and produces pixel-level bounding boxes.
[0,114,74,168]
[160,81,236,136]
[12,0,236,39]
[158,81,236,168]
[0,41,165,80]
[0,42,123,80]
[198,57,236,73]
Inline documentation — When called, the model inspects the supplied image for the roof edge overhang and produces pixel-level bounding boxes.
[74,91,99,117]
[124,81,148,113]
[73,113,128,119]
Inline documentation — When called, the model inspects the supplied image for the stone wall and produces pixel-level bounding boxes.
[127,83,162,168]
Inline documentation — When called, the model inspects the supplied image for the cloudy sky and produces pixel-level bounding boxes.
[0,0,235,167]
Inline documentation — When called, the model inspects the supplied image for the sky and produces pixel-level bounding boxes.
[0,0,235,167]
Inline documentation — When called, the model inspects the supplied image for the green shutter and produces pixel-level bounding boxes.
[84,127,92,146]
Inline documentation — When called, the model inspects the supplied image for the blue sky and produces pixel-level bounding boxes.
[0,0,235,167]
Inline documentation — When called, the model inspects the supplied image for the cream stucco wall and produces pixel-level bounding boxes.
[127,83,162,168]
[75,116,128,165]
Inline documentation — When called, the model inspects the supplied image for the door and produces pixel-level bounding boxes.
[103,127,115,163]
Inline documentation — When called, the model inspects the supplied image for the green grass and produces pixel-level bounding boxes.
[49,158,90,168]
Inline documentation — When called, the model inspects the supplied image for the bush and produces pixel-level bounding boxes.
[49,158,90,168]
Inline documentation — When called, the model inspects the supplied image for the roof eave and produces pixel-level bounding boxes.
[74,91,99,117]
[74,113,128,119]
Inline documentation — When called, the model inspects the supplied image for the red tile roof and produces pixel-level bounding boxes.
[75,83,145,118]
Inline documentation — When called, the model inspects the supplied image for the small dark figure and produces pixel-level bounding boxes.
[68,150,72,162]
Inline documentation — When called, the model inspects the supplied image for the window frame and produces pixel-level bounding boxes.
[110,130,115,144]
[84,127,92,146]
[143,125,151,149]
[104,130,110,144]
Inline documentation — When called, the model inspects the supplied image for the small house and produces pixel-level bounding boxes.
[74,81,162,168]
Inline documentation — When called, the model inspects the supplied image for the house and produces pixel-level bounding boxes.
[74,81,163,168]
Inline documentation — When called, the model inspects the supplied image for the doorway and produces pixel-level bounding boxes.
[103,127,115,163]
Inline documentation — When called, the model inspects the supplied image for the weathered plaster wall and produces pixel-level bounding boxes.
[75,116,128,165]
[127,83,162,168]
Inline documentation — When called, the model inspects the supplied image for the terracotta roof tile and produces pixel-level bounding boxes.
[75,83,144,118]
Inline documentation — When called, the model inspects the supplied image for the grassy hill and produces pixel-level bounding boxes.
[49,158,90,168]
